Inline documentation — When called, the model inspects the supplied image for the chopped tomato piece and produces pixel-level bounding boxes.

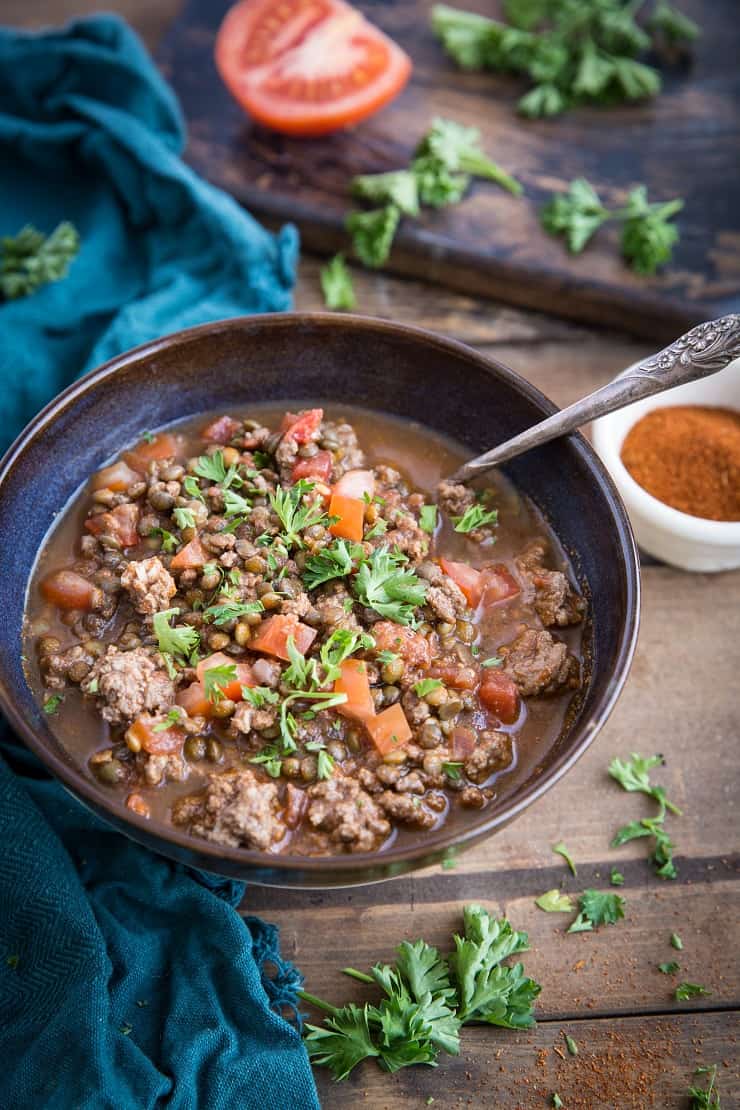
[439,558,483,608]
[91,460,140,493]
[127,715,185,755]
[170,536,207,570]
[451,726,477,760]
[201,414,240,443]
[124,432,179,472]
[250,614,317,661]
[126,793,151,818]
[292,450,333,483]
[280,408,323,444]
[429,660,478,690]
[40,569,96,611]
[329,493,365,542]
[215,0,411,138]
[196,651,255,701]
[481,565,520,607]
[365,703,412,756]
[176,681,212,718]
[284,783,308,829]
[333,469,375,501]
[85,503,140,548]
[334,659,375,722]
[478,671,520,725]
[373,622,432,668]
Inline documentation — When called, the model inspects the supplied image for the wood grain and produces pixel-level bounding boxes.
[158,0,740,338]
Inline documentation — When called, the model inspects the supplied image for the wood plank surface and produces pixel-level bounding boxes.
[157,0,740,338]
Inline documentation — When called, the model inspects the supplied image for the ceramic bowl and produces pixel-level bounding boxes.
[0,314,639,886]
[592,360,740,572]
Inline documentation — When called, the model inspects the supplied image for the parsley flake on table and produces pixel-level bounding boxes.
[535,890,574,914]
[320,253,357,311]
[564,1033,578,1056]
[353,545,427,625]
[346,205,401,269]
[552,840,577,876]
[675,982,711,1002]
[658,961,680,975]
[609,752,681,878]
[688,1063,721,1109]
[610,868,625,886]
[414,118,522,197]
[1,221,80,300]
[567,889,625,932]
[453,503,499,534]
[671,932,684,950]
[352,170,420,217]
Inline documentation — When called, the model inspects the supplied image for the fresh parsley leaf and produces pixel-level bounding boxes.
[412,155,470,208]
[172,506,196,530]
[619,186,683,275]
[149,527,178,554]
[535,889,574,913]
[450,904,537,1027]
[658,961,680,975]
[223,487,251,517]
[453,503,498,533]
[183,476,205,502]
[419,504,438,534]
[353,545,427,625]
[241,685,280,708]
[302,539,360,589]
[414,678,443,697]
[153,608,200,662]
[43,693,64,716]
[346,205,401,268]
[271,481,328,550]
[352,171,420,217]
[577,889,625,928]
[151,708,184,733]
[671,932,683,950]
[442,761,464,781]
[552,840,577,876]
[320,254,357,311]
[203,663,237,703]
[1,221,80,300]
[675,982,711,1002]
[364,518,388,540]
[319,629,374,684]
[609,753,681,813]
[204,599,264,625]
[541,178,610,252]
[317,749,335,780]
[249,746,283,778]
[566,913,593,934]
[610,868,625,886]
[649,0,700,44]
[552,1095,563,1109]
[481,656,502,668]
[564,1033,578,1056]
[415,118,522,196]
[687,1063,720,1109]
[194,450,240,489]
[376,650,399,666]
[303,1002,380,1081]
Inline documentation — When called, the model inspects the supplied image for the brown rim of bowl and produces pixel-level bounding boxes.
[0,312,640,876]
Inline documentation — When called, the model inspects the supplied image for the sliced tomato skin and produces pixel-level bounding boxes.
[215,0,412,137]
[478,671,520,725]
[201,415,240,443]
[280,408,323,444]
[292,450,333,483]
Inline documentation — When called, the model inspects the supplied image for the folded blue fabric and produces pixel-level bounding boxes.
[0,15,318,1110]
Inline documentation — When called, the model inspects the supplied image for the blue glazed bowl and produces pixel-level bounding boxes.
[0,314,639,887]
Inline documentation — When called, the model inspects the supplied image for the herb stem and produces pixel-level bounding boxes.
[297,990,339,1016]
[342,967,376,985]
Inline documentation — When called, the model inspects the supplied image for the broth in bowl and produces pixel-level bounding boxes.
[24,404,586,857]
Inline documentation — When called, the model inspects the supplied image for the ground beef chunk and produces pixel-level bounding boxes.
[171,768,286,850]
[41,643,97,690]
[231,702,278,735]
[250,657,282,687]
[515,540,585,628]
[426,581,467,622]
[464,730,513,784]
[437,480,475,518]
[121,556,176,616]
[460,786,493,808]
[307,775,390,852]
[500,628,579,697]
[280,589,312,618]
[378,791,437,829]
[384,524,429,562]
[141,751,189,786]
[82,646,175,725]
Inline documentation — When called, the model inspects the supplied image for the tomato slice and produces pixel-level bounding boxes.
[85,503,140,548]
[280,408,323,444]
[365,703,412,756]
[373,622,432,668]
[478,671,520,725]
[170,537,207,570]
[176,681,212,718]
[333,469,375,501]
[480,565,520,607]
[201,415,240,443]
[91,460,140,493]
[41,569,96,611]
[215,0,412,137]
[439,558,483,608]
[292,450,333,483]
[196,652,255,701]
[127,715,185,755]
[334,659,375,722]
[250,614,317,661]
[124,432,179,472]
[329,493,365,541]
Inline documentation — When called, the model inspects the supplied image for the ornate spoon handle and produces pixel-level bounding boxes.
[450,314,740,483]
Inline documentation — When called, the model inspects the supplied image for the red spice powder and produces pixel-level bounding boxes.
[620,404,740,521]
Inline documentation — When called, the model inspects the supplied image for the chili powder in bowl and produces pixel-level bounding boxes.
[592,360,740,571]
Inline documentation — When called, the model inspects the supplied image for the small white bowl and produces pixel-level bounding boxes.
[592,359,740,572]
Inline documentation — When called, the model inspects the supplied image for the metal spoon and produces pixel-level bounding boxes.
[450,314,740,484]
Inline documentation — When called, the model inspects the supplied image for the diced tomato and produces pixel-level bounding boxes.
[250,614,317,661]
[279,408,323,444]
[439,558,483,608]
[126,793,151,818]
[429,660,478,690]
[373,622,432,668]
[329,493,365,542]
[292,450,333,483]
[334,659,375,722]
[124,432,179,472]
[196,652,255,701]
[85,503,140,548]
[333,469,375,501]
[478,671,520,725]
[127,715,186,755]
[365,703,412,756]
[176,681,212,718]
[215,0,411,137]
[40,569,96,611]
[451,726,477,760]
[481,565,520,607]
[170,536,207,570]
[91,460,140,493]
[284,783,308,829]
[201,414,240,443]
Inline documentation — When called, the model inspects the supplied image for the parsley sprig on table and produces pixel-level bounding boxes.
[320,254,356,311]
[432,0,699,119]
[1,222,80,300]
[609,752,682,878]
[541,178,683,274]
[688,1064,721,1108]
[300,905,540,1080]
[566,889,626,933]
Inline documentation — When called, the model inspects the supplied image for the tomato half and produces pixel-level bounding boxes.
[215,0,412,137]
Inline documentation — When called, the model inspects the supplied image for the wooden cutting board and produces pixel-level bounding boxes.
[158,0,740,340]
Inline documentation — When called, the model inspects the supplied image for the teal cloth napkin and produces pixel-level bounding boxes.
[0,15,318,1110]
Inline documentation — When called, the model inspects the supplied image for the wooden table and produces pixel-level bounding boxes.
[9,3,740,1106]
